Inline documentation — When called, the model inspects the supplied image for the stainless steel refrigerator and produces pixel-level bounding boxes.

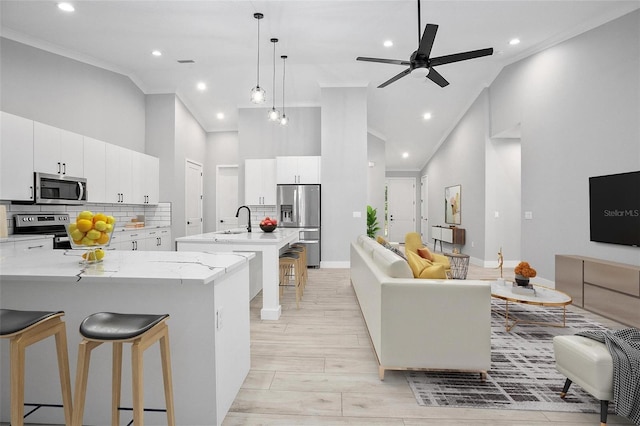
[277,184,321,267]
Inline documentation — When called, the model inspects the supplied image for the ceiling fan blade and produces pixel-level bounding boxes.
[378,68,412,88]
[426,68,449,87]
[429,48,494,67]
[357,57,410,66]
[417,24,438,58]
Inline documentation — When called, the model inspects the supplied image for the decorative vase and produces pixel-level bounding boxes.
[515,274,530,286]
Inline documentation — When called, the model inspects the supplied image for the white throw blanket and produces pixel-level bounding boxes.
[577,328,640,426]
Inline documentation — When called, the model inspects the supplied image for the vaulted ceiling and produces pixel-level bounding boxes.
[1,1,638,169]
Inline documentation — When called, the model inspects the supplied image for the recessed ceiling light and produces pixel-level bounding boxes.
[216,113,225,120]
[151,50,162,57]
[423,112,432,120]
[57,2,74,12]
[402,152,409,159]
[383,40,393,47]
[197,82,207,91]
[509,38,521,46]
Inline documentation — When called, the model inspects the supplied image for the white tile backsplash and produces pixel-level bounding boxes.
[3,201,171,234]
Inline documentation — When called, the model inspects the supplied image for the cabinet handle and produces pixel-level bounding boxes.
[30,186,33,199]
[27,244,44,250]
[62,163,66,174]
[57,162,61,174]
[157,237,161,246]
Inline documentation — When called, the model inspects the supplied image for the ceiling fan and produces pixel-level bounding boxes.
[356,0,494,88]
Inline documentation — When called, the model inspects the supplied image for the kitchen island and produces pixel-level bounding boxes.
[0,249,253,426]
[176,228,299,320]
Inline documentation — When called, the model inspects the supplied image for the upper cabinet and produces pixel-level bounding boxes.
[0,112,159,205]
[245,159,276,205]
[276,156,321,184]
[34,121,84,177]
[132,151,160,204]
[83,136,107,203]
[105,144,133,204]
[0,112,34,201]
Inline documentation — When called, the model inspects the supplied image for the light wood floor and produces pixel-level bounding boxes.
[224,265,632,426]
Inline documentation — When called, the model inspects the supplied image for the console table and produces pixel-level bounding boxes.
[555,255,640,328]
[431,226,465,251]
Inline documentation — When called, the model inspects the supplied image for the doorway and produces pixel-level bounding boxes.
[216,165,239,231]
[420,175,428,241]
[385,177,416,242]
[185,159,203,236]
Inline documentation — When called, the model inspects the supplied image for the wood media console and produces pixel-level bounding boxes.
[555,255,640,328]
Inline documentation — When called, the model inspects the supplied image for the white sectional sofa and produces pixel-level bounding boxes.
[350,235,492,380]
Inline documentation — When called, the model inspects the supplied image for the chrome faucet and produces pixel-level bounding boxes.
[235,205,252,232]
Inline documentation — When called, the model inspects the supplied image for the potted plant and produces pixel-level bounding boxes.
[366,205,380,238]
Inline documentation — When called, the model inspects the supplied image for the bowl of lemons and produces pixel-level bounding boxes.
[65,211,116,263]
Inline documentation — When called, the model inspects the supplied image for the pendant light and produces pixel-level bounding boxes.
[250,13,266,104]
[267,38,280,121]
[280,55,289,126]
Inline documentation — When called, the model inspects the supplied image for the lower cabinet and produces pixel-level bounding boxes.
[110,227,172,251]
[1,237,54,257]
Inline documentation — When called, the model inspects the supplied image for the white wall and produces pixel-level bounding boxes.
[367,133,385,237]
[423,10,640,280]
[321,87,367,267]
[0,38,145,151]
[204,131,239,233]
[421,90,490,262]
[484,138,521,266]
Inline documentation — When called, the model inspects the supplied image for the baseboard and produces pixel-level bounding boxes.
[321,261,350,269]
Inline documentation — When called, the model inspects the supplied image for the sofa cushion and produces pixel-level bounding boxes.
[406,251,447,279]
[371,244,413,279]
[417,247,434,261]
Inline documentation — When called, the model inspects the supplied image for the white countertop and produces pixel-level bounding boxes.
[176,227,298,244]
[0,249,254,285]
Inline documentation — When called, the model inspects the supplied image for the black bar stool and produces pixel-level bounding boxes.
[0,309,73,426]
[72,312,175,426]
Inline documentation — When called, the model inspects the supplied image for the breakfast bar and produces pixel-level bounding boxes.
[0,249,253,426]
[176,228,299,320]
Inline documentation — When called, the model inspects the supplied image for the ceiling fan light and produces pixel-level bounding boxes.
[268,107,280,121]
[250,86,266,104]
[411,67,430,79]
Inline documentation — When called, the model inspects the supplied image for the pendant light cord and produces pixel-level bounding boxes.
[256,17,261,86]
[417,0,421,46]
[281,56,286,115]
[272,40,277,109]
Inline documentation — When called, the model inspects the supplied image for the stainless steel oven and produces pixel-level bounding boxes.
[34,172,87,205]
[13,213,71,249]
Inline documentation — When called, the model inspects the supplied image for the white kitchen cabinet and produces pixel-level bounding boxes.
[132,152,160,205]
[276,156,321,184]
[0,112,34,201]
[110,228,171,251]
[105,144,133,204]
[1,236,53,257]
[83,136,107,202]
[245,159,276,205]
[34,121,84,177]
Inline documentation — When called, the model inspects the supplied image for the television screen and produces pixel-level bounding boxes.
[589,171,640,247]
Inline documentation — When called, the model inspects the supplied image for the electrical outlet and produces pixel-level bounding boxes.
[471,241,475,248]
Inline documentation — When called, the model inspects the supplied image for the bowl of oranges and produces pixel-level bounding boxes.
[65,211,116,263]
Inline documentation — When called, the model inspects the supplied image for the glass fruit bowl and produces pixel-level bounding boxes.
[65,211,116,264]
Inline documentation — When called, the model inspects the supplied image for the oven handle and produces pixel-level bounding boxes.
[77,181,85,201]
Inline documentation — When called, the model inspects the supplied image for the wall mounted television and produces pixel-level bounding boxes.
[589,171,640,247]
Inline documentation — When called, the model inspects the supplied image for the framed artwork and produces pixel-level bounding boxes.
[445,185,461,225]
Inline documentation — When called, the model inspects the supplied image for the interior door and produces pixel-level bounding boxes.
[420,175,428,240]
[217,165,238,231]
[186,160,203,236]
[386,177,416,242]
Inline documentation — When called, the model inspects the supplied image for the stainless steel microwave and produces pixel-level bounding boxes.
[34,172,87,205]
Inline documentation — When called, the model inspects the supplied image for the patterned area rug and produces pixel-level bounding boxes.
[406,299,614,413]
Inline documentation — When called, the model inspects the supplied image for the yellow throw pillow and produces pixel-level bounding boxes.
[417,247,434,261]
[406,251,447,279]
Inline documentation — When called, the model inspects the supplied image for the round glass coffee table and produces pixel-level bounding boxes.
[490,280,572,332]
